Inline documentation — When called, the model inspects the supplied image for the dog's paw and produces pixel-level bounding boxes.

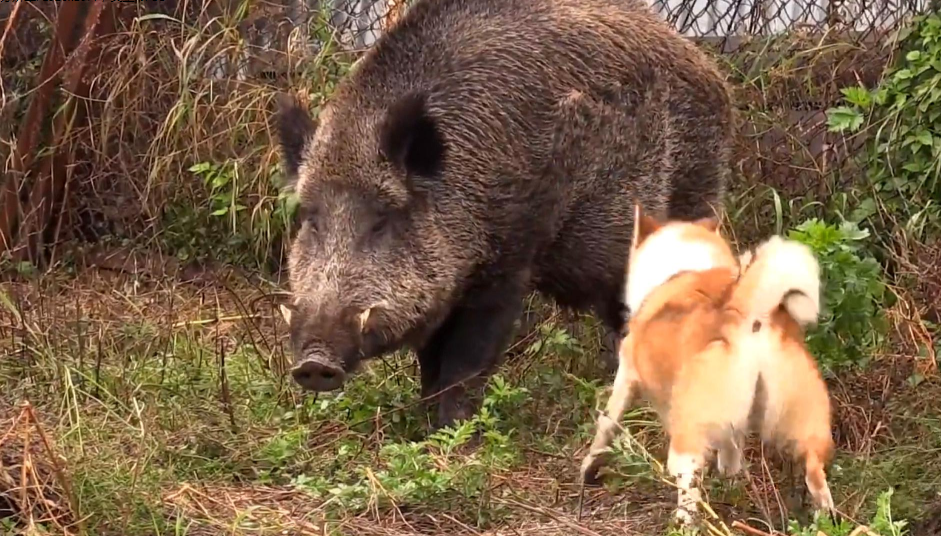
[810,481,836,519]
[672,505,701,529]
[717,448,742,477]
[580,454,607,486]
[813,494,838,525]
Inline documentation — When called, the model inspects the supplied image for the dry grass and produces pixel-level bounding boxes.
[0,403,80,536]
[1,1,357,271]
[1,262,936,535]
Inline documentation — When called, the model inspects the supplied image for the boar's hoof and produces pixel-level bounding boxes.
[291,357,346,391]
[435,395,477,430]
[599,331,621,373]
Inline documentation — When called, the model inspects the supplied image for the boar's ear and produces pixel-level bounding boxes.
[274,93,317,188]
[632,202,661,248]
[378,91,446,181]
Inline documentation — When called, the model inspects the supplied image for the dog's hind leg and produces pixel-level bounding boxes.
[772,348,835,518]
[580,337,639,485]
[803,437,835,516]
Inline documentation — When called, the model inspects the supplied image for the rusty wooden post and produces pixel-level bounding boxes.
[0,1,125,265]
[0,1,86,257]
[14,0,120,264]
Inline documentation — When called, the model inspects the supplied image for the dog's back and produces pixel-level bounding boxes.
[636,272,830,446]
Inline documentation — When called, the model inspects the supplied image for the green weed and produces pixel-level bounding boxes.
[289,374,529,521]
[788,489,909,536]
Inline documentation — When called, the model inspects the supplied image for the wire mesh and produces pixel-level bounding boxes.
[0,0,935,263]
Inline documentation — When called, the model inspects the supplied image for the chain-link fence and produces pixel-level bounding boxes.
[231,0,935,49]
[281,0,935,50]
[166,0,933,207]
[0,0,935,266]
[654,0,931,37]
[200,0,935,80]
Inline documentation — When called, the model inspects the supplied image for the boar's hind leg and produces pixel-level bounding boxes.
[418,276,529,429]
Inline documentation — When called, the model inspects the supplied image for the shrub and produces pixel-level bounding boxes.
[787,219,889,372]
[826,12,941,243]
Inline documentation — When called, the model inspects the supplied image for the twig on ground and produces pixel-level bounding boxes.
[0,0,24,107]
[731,520,778,536]
[576,479,585,522]
[25,402,83,534]
[848,527,881,536]
[498,496,603,536]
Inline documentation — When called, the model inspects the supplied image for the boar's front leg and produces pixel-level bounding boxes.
[417,324,447,400]
[418,275,528,429]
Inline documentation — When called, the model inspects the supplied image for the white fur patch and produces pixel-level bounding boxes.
[809,477,835,512]
[667,449,704,524]
[747,235,821,326]
[667,449,704,480]
[625,225,728,314]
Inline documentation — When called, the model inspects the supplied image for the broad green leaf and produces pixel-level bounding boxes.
[916,130,934,146]
[826,106,864,132]
[212,173,232,188]
[841,86,872,108]
[189,162,211,174]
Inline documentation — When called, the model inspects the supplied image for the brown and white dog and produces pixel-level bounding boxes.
[579,204,835,525]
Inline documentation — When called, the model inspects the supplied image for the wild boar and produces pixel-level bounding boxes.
[275,0,735,429]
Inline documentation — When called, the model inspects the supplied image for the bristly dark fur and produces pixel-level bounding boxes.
[275,0,736,429]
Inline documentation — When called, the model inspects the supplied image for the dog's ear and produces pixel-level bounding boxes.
[632,202,661,248]
[693,216,720,234]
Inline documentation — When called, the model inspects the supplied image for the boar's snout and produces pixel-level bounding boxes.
[291,353,346,392]
[281,301,387,393]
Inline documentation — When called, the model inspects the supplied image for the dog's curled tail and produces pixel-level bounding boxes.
[730,235,821,327]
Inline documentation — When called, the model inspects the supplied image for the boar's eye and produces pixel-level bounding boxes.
[297,204,320,233]
[369,215,389,238]
[360,211,397,251]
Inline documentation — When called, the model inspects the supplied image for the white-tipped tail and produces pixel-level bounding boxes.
[732,236,821,327]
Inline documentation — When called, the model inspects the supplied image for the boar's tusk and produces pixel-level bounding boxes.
[358,308,372,332]
[279,304,293,325]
